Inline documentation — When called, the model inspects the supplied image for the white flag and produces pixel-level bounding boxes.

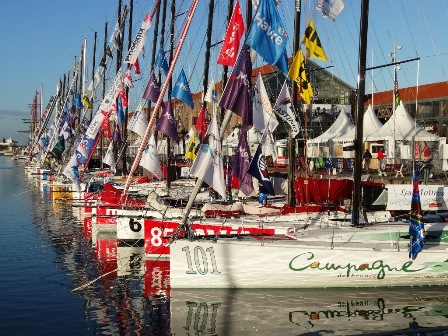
[204,79,216,103]
[62,153,78,182]
[253,74,278,133]
[273,80,300,138]
[315,0,345,21]
[260,127,278,162]
[124,11,152,64]
[139,134,162,180]
[103,142,114,167]
[127,102,148,137]
[123,69,134,88]
[190,114,226,199]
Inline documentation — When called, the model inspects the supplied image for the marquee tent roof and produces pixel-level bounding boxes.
[333,105,383,142]
[366,101,439,142]
[307,110,354,144]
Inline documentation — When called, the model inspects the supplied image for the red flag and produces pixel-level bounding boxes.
[117,85,128,107]
[195,105,207,140]
[101,112,111,139]
[217,1,244,67]
[134,58,140,75]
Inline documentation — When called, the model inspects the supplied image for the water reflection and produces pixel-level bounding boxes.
[27,176,448,335]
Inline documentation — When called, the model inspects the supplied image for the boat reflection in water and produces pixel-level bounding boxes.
[24,174,447,335]
[169,287,448,335]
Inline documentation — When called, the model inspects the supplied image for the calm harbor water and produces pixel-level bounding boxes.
[1,155,448,335]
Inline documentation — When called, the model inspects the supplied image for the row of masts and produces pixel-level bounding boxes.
[28,0,371,227]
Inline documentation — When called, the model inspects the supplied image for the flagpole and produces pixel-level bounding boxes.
[123,0,199,196]
[288,0,302,206]
[352,0,370,227]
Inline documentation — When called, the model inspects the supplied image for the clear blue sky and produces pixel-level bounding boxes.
[0,0,446,145]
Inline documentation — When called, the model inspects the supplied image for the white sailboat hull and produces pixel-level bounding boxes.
[169,235,448,288]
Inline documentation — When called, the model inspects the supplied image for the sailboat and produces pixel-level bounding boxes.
[135,0,448,289]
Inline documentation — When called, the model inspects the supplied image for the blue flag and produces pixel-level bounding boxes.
[172,69,194,109]
[247,144,275,196]
[76,134,97,165]
[74,93,83,108]
[117,98,125,125]
[275,49,289,75]
[156,100,179,143]
[155,48,169,76]
[246,0,288,65]
[409,169,425,260]
[219,47,253,133]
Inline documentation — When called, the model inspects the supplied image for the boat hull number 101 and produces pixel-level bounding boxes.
[182,246,221,275]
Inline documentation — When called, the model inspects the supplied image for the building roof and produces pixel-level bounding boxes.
[366,81,448,107]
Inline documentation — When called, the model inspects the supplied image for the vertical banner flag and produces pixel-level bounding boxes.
[127,102,148,137]
[315,0,345,21]
[185,127,197,161]
[142,73,161,103]
[112,124,122,149]
[195,105,208,141]
[219,47,253,133]
[123,69,134,88]
[190,114,226,199]
[217,0,245,66]
[409,169,425,260]
[172,69,194,109]
[302,19,328,62]
[204,79,217,103]
[156,100,179,142]
[155,48,169,76]
[76,133,98,165]
[117,98,125,125]
[247,144,275,196]
[246,0,288,65]
[231,132,254,196]
[103,142,115,167]
[124,10,152,64]
[273,80,300,137]
[50,136,65,160]
[260,127,277,162]
[63,153,78,182]
[288,49,314,104]
[81,93,93,110]
[139,134,162,180]
[253,73,278,133]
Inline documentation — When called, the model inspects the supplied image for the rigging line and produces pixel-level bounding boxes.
[418,0,447,79]
[368,12,392,94]
[398,0,418,55]
[443,0,448,16]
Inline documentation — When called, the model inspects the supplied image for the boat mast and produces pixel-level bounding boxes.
[146,2,161,118]
[219,0,234,125]
[288,0,302,206]
[166,0,176,189]
[91,31,97,122]
[176,0,252,229]
[122,0,133,176]
[123,0,199,195]
[100,22,108,170]
[352,0,370,226]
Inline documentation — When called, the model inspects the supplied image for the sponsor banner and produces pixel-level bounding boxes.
[386,184,448,210]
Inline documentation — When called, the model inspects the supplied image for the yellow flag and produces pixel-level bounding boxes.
[287,49,313,104]
[302,19,328,62]
[185,128,197,161]
[81,93,93,110]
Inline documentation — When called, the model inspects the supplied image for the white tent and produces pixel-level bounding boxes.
[333,105,383,142]
[308,110,354,144]
[366,101,439,142]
